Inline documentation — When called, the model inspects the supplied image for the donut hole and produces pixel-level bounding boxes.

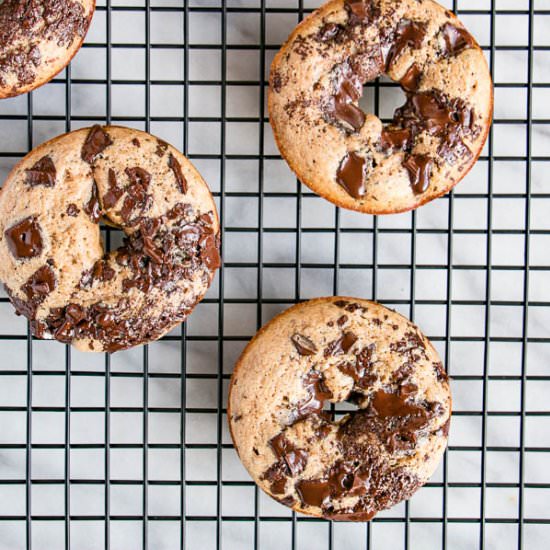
[360,75,406,121]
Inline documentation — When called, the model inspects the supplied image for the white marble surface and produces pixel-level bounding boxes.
[0,0,549,549]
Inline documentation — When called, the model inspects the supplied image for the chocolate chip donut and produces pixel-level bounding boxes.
[0,0,95,99]
[268,0,493,214]
[228,297,451,520]
[0,126,220,352]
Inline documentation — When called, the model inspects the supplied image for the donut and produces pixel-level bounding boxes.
[228,297,451,520]
[268,0,493,214]
[0,126,221,352]
[0,0,95,99]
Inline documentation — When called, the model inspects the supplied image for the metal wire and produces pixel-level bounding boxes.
[0,1,548,549]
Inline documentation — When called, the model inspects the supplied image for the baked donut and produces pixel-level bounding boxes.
[229,297,451,520]
[0,126,220,352]
[0,0,95,99]
[268,0,493,214]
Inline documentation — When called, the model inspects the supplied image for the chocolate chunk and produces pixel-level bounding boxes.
[345,0,379,25]
[324,331,358,357]
[293,370,333,421]
[119,167,152,224]
[81,125,112,164]
[131,138,140,147]
[155,139,168,157]
[79,258,115,288]
[168,154,187,194]
[83,180,101,223]
[400,63,422,92]
[403,154,432,194]
[385,20,427,69]
[338,343,376,387]
[25,156,56,187]
[329,70,365,132]
[380,127,412,152]
[102,169,124,210]
[5,216,43,259]
[337,315,348,327]
[269,433,308,476]
[262,461,288,495]
[66,203,79,217]
[336,152,367,199]
[295,479,332,508]
[440,23,475,57]
[291,333,317,356]
[317,22,341,42]
[22,264,56,302]
[295,461,368,508]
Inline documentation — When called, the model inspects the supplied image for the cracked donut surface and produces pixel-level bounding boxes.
[268,0,493,214]
[228,297,451,520]
[0,126,220,352]
[0,0,95,98]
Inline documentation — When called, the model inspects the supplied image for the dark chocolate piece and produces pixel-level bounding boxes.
[269,433,308,476]
[324,331,358,357]
[403,154,432,194]
[5,216,43,259]
[291,333,317,356]
[293,370,333,421]
[400,63,422,92]
[168,153,187,194]
[336,152,367,199]
[380,127,412,151]
[385,20,427,69]
[440,23,475,57]
[102,169,124,210]
[83,180,101,223]
[25,156,56,187]
[22,264,56,302]
[81,125,112,164]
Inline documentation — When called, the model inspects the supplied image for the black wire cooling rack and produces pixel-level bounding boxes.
[0,0,548,549]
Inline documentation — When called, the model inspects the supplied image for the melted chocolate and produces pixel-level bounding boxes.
[344,0,379,25]
[83,180,102,223]
[293,370,333,421]
[380,127,411,151]
[330,75,365,132]
[5,216,43,259]
[22,264,56,303]
[25,156,56,187]
[385,20,427,69]
[81,125,112,164]
[403,154,433,194]
[291,333,317,356]
[336,152,367,199]
[269,433,308,476]
[102,169,124,210]
[337,343,377,388]
[440,23,475,57]
[119,167,152,225]
[400,63,422,92]
[168,153,187,194]
[324,331,358,357]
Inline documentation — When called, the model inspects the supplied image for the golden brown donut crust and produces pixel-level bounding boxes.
[229,297,451,520]
[268,0,493,214]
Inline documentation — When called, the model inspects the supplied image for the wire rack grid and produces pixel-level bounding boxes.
[0,0,549,549]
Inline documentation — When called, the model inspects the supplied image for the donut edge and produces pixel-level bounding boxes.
[267,0,494,215]
[0,124,221,352]
[227,296,452,521]
[0,0,97,100]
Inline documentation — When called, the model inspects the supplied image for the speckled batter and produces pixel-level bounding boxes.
[0,0,95,98]
[229,297,451,520]
[0,126,220,352]
[268,0,493,214]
